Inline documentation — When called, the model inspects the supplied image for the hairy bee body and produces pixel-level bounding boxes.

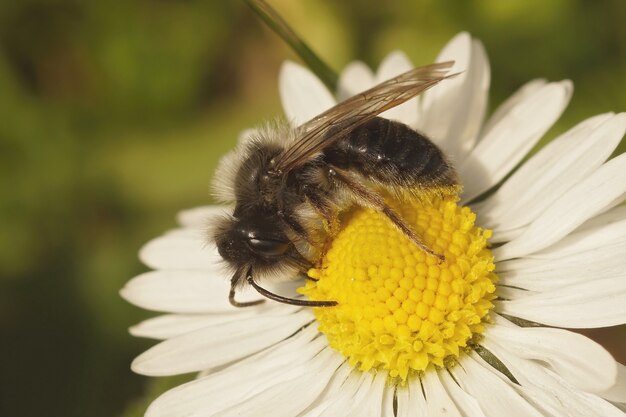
[210,62,458,307]
[214,118,457,306]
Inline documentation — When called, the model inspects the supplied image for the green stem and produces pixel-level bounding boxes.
[243,0,338,91]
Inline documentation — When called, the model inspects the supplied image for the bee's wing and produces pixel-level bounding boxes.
[273,61,455,173]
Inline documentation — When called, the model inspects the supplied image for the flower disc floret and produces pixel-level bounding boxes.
[301,197,497,381]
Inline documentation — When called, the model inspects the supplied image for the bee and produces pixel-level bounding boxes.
[211,61,459,308]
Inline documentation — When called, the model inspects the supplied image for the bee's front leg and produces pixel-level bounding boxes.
[302,189,340,260]
[328,165,446,263]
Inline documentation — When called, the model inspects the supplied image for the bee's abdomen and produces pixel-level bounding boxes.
[323,117,457,189]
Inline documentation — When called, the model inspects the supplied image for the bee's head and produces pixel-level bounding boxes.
[212,212,294,273]
[212,210,334,309]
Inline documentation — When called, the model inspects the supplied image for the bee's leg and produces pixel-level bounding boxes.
[302,190,341,260]
[328,166,445,262]
[277,209,316,246]
[304,190,339,236]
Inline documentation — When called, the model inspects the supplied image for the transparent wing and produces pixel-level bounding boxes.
[273,61,455,173]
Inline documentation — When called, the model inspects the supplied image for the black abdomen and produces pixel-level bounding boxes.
[322,117,457,189]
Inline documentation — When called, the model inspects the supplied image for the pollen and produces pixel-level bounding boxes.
[300,197,497,381]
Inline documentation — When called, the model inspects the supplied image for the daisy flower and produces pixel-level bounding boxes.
[122,32,626,416]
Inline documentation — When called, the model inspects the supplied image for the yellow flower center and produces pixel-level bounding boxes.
[300,197,497,381]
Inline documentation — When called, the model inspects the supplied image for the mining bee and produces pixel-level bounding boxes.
[211,61,459,308]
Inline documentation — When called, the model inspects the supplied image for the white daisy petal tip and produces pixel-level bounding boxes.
[175,205,226,229]
[336,60,375,100]
[558,78,574,101]
[138,231,220,271]
[601,362,626,403]
[279,60,336,126]
[130,353,153,376]
[479,78,549,135]
[443,31,472,56]
[435,31,473,75]
[418,31,490,160]
[376,50,414,81]
[118,283,134,305]
[119,274,157,312]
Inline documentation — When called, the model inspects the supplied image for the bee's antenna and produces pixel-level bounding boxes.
[229,284,265,308]
[229,270,265,308]
[245,269,337,307]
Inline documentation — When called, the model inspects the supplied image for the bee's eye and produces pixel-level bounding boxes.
[247,238,290,256]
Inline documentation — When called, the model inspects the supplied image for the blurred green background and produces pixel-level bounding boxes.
[1,1,624,416]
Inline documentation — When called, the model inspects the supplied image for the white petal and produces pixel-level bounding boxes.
[176,205,227,229]
[130,312,258,340]
[397,379,427,417]
[458,39,490,153]
[395,385,410,417]
[497,212,626,293]
[496,209,626,271]
[433,39,490,161]
[219,348,342,417]
[419,33,471,143]
[494,152,626,259]
[122,269,304,313]
[452,353,544,417]
[305,370,368,417]
[344,370,375,413]
[496,275,626,328]
[299,363,352,417]
[279,61,336,126]
[525,208,626,259]
[336,60,375,101]
[479,113,625,233]
[145,326,321,416]
[376,51,414,82]
[409,377,428,414]
[420,33,491,163]
[485,225,525,244]
[376,51,420,127]
[313,361,352,399]
[480,79,547,135]
[488,316,617,393]
[139,231,217,270]
[499,241,626,292]
[576,204,626,233]
[381,385,395,417]
[601,362,626,403]
[122,270,242,313]
[460,80,573,202]
[482,337,626,417]
[439,371,487,417]
[471,348,562,417]
[132,309,313,375]
[128,305,300,340]
[347,371,388,417]
[496,285,535,299]
[422,371,463,417]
